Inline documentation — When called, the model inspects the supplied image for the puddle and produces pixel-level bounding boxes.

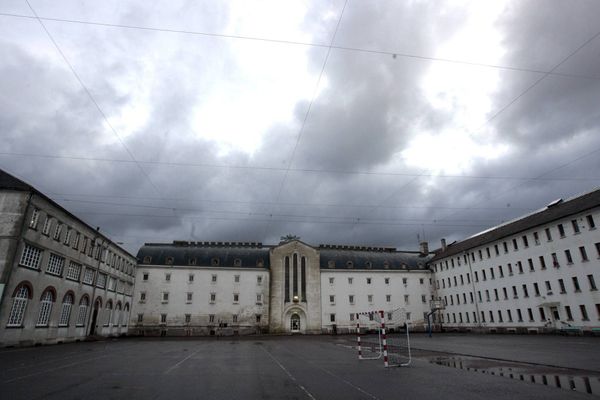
[429,355,600,397]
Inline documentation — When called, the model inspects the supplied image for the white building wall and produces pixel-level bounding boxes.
[432,207,600,332]
[131,265,270,335]
[320,270,433,333]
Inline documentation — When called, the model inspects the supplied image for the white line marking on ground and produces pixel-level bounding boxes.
[261,346,317,400]
[163,349,202,375]
[282,345,381,400]
[3,354,109,384]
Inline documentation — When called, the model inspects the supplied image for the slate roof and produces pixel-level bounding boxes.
[430,187,600,262]
[137,242,270,269]
[319,247,431,270]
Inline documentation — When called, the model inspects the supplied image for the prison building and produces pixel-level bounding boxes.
[430,188,600,334]
[0,169,136,346]
[131,240,432,336]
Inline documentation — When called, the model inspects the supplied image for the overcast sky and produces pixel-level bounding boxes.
[1,0,600,255]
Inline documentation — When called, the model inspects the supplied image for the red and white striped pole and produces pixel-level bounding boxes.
[356,313,362,359]
[380,310,389,368]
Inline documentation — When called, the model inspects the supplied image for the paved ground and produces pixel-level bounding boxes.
[0,334,598,400]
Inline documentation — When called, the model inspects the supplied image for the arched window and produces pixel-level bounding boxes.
[7,285,30,327]
[114,303,122,326]
[122,303,130,326]
[58,293,74,327]
[104,301,113,326]
[36,290,55,327]
[76,296,89,327]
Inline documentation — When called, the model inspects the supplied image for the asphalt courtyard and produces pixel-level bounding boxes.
[1,334,599,400]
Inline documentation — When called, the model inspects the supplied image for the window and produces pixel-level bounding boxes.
[165,257,174,265]
[580,246,589,262]
[256,314,261,323]
[512,286,518,298]
[211,258,220,266]
[533,231,540,244]
[36,290,55,327]
[527,308,534,322]
[494,244,499,255]
[527,259,534,272]
[46,253,65,276]
[565,250,573,264]
[329,277,334,284]
[580,305,589,321]
[143,273,149,281]
[187,292,193,302]
[588,275,597,291]
[161,314,167,324]
[503,242,508,253]
[210,293,216,303]
[189,274,194,283]
[256,294,263,304]
[517,262,523,274]
[185,314,191,323]
[422,294,427,303]
[512,239,518,250]
[545,281,552,293]
[502,287,508,300]
[533,283,540,296]
[508,264,513,275]
[558,279,566,293]
[385,277,390,285]
[596,243,600,258]
[58,294,73,326]
[330,295,335,304]
[545,228,552,241]
[538,256,546,270]
[19,244,42,269]
[368,295,373,303]
[96,273,107,288]
[386,294,392,302]
[539,308,546,321]
[522,235,529,247]
[572,219,580,234]
[143,256,152,264]
[349,295,354,304]
[586,215,596,229]
[234,258,242,267]
[350,313,355,321]
[235,275,240,283]
[165,273,171,282]
[404,294,409,304]
[211,274,217,283]
[565,305,573,321]
[330,314,336,322]
[572,277,581,292]
[140,292,146,301]
[82,268,94,284]
[162,292,169,303]
[7,285,30,327]
[73,232,80,249]
[188,257,196,265]
[551,253,559,268]
[558,224,565,237]
[517,309,523,322]
[348,277,353,284]
[522,284,529,298]
[366,278,371,284]
[76,297,88,326]
[42,216,52,235]
[208,314,215,323]
[64,229,72,245]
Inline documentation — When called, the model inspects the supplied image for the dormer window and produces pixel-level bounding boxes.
[365,261,372,269]
[256,258,264,267]
[143,256,152,264]
[346,261,354,269]
[188,258,197,265]
[234,258,242,267]
[211,257,220,266]
[383,260,390,269]
[328,260,336,268]
[165,257,174,265]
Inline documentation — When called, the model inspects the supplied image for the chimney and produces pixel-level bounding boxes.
[419,241,429,256]
[441,238,447,252]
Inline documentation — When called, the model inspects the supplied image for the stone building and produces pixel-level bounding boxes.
[430,188,600,333]
[131,240,432,335]
[0,169,136,346]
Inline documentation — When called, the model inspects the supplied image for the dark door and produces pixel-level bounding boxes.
[90,301,100,335]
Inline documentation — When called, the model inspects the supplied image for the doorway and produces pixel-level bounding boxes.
[290,313,300,333]
[90,300,100,336]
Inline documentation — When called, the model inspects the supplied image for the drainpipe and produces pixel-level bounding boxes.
[465,251,482,330]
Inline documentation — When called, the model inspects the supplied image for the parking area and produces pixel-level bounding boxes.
[1,334,598,400]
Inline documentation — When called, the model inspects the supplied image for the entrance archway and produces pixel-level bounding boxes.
[290,313,301,332]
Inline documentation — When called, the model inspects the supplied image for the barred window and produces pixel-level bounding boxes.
[96,273,107,288]
[7,286,29,327]
[42,216,52,235]
[114,304,122,326]
[36,290,55,327]
[82,268,94,284]
[66,261,82,281]
[19,244,42,269]
[58,294,73,326]
[46,254,65,276]
[29,208,40,229]
[64,229,72,245]
[53,223,63,240]
[76,297,88,326]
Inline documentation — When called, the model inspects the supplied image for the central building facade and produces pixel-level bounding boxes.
[131,240,433,335]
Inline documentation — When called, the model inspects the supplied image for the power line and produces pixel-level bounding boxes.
[24,1,165,201]
[2,151,600,182]
[2,11,599,81]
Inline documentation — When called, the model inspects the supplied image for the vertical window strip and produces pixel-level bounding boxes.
[284,256,290,302]
[301,256,307,301]
[293,254,298,297]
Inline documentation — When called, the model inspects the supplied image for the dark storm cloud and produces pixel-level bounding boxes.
[2,1,600,255]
